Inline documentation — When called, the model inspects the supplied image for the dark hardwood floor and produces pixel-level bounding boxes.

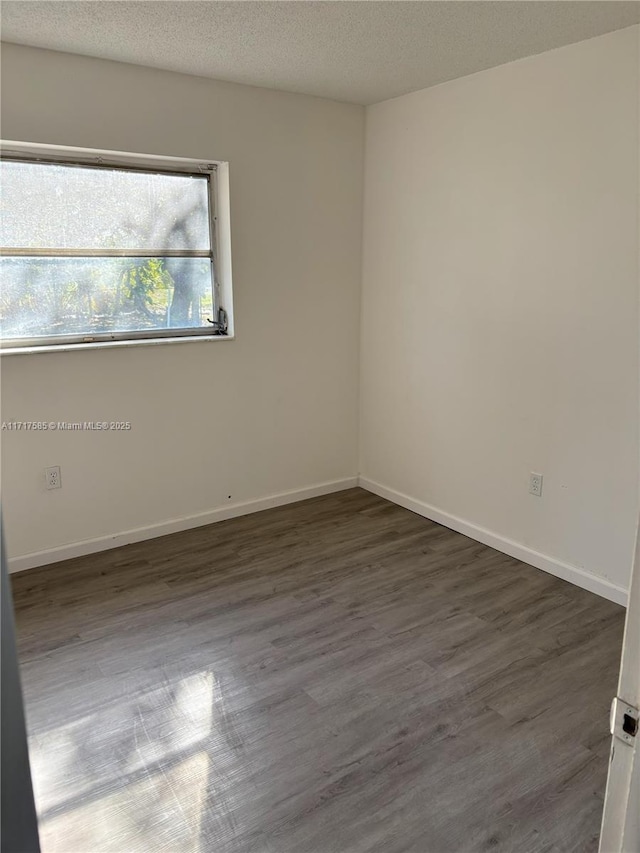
[11,488,624,853]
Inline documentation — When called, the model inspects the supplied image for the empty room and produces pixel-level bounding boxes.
[1,2,639,852]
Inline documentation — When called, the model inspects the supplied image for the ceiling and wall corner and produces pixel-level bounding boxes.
[1,1,639,105]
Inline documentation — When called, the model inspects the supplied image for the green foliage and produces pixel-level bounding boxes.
[123,258,172,309]
[0,255,216,337]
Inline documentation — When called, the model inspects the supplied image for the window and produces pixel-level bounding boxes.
[0,144,231,350]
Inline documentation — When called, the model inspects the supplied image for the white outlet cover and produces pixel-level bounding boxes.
[529,472,543,497]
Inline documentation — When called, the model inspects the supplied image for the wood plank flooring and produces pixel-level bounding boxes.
[11,488,625,853]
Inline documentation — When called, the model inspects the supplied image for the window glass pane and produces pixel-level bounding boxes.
[0,161,211,251]
[0,257,214,339]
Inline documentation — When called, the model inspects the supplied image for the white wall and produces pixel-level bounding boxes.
[360,26,640,601]
[0,44,364,564]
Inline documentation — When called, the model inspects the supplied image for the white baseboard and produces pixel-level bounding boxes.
[359,476,628,607]
[8,477,359,574]
[10,474,629,607]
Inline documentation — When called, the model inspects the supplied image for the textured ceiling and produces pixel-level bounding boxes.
[2,1,639,105]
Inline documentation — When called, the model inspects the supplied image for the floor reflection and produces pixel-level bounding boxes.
[31,671,222,853]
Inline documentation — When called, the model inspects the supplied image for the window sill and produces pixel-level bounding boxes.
[0,335,235,356]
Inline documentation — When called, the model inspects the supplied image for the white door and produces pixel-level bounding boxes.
[599,527,640,852]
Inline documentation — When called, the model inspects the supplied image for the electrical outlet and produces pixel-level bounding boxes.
[529,472,543,497]
[45,466,61,490]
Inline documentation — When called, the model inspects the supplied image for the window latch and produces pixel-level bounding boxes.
[207,307,228,335]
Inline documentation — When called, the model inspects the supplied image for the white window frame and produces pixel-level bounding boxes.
[0,141,234,353]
